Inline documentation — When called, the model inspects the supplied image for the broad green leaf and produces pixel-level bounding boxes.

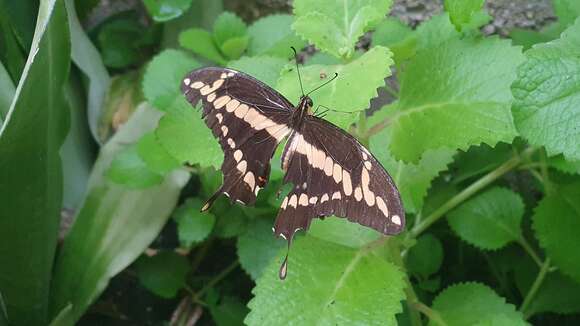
[137,132,181,174]
[414,13,459,51]
[444,0,485,31]
[135,251,191,298]
[209,296,249,326]
[0,1,69,325]
[277,46,394,129]
[246,236,405,325]
[452,143,512,183]
[155,97,222,168]
[0,60,15,122]
[221,35,249,59]
[0,6,26,82]
[308,216,381,248]
[549,155,580,175]
[533,181,580,283]
[293,0,392,59]
[179,28,227,64]
[213,204,249,239]
[65,0,110,143]
[371,17,416,64]
[50,105,190,322]
[143,0,192,22]
[0,292,8,325]
[143,49,200,111]
[237,218,285,280]
[431,283,526,326]
[447,187,524,250]
[228,56,286,88]
[390,38,522,162]
[174,198,216,248]
[370,119,455,214]
[213,11,247,49]
[553,0,580,27]
[247,14,307,58]
[407,234,443,279]
[511,19,580,161]
[509,28,553,51]
[48,304,73,326]
[106,144,163,188]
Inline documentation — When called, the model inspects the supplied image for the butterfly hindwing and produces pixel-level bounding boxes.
[181,67,293,207]
[274,115,405,240]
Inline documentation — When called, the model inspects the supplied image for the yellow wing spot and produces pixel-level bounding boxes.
[309,196,318,204]
[376,197,389,218]
[299,194,308,206]
[234,104,249,118]
[227,138,236,149]
[221,125,229,137]
[321,193,329,203]
[243,171,256,190]
[354,187,363,201]
[342,170,352,195]
[281,196,289,209]
[392,215,402,226]
[207,93,216,102]
[226,99,240,113]
[289,194,298,208]
[236,160,247,173]
[332,192,341,200]
[183,78,191,85]
[190,81,204,89]
[333,164,342,183]
[214,95,231,109]
[323,157,333,176]
[234,150,242,162]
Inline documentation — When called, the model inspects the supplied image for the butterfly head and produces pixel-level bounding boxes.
[299,95,314,115]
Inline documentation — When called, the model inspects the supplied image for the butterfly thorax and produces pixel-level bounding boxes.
[290,96,314,130]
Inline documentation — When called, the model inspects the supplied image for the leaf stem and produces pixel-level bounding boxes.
[520,258,551,317]
[194,260,239,299]
[410,301,448,326]
[517,237,543,268]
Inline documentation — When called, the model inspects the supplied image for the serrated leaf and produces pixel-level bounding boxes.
[179,28,227,64]
[174,198,215,248]
[209,296,249,326]
[143,0,192,22]
[292,0,392,58]
[452,143,512,183]
[246,236,405,325]
[220,35,249,59]
[136,132,181,174]
[407,234,443,279]
[213,12,247,48]
[548,155,580,174]
[533,182,580,283]
[277,46,393,129]
[106,144,163,188]
[135,251,190,299]
[247,14,306,58]
[390,38,522,163]
[228,56,286,88]
[444,0,485,31]
[371,17,416,64]
[237,218,285,280]
[308,216,381,248]
[447,187,524,250]
[431,283,526,326]
[143,49,200,111]
[155,98,222,168]
[511,19,580,161]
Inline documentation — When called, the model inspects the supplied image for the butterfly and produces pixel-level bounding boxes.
[181,61,405,278]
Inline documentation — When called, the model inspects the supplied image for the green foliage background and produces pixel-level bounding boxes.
[0,0,580,325]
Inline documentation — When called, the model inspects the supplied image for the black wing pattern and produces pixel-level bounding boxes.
[274,115,405,241]
[181,67,293,209]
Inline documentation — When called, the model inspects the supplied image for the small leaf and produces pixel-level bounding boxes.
[371,17,417,64]
[431,283,526,326]
[292,0,392,58]
[444,0,485,31]
[447,187,524,250]
[179,28,227,64]
[137,132,181,174]
[209,296,249,326]
[407,234,444,279]
[246,236,405,325]
[174,198,215,248]
[213,12,247,49]
[414,13,459,51]
[247,14,306,58]
[308,216,381,248]
[548,155,580,175]
[143,0,192,22]
[136,251,191,299]
[143,49,200,111]
[228,56,286,88]
[533,181,580,283]
[237,218,285,280]
[220,35,249,59]
[106,144,163,188]
[511,19,580,161]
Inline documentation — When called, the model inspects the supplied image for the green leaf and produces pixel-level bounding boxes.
[143,0,192,22]
[548,155,580,175]
[370,116,455,214]
[247,14,307,58]
[407,234,444,279]
[293,0,392,59]
[452,143,512,183]
[509,28,553,51]
[308,216,381,248]
[209,296,249,326]
[155,97,222,168]
[237,218,285,280]
[447,187,524,250]
[135,251,191,298]
[553,0,580,27]
[143,49,200,111]
[414,13,460,51]
[533,181,580,283]
[137,132,181,174]
[174,198,216,248]
[179,28,227,64]
[220,35,249,59]
[277,46,394,129]
[228,56,286,88]
[50,105,190,322]
[106,144,164,188]
[431,283,526,326]
[0,60,15,122]
[444,0,485,31]
[246,236,405,325]
[511,19,580,161]
[213,11,247,49]
[0,1,70,325]
[390,38,522,162]
[371,17,417,64]
[48,304,73,326]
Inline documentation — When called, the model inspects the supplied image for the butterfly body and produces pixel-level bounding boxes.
[182,67,405,247]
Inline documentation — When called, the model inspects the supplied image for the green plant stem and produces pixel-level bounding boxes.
[409,152,524,239]
[411,301,447,326]
[195,260,240,299]
[404,285,424,326]
[520,258,551,318]
[518,237,543,268]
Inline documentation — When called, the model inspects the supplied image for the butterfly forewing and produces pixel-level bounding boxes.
[181,67,293,207]
[275,115,405,241]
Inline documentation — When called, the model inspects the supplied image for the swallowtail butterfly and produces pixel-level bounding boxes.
[182,60,405,278]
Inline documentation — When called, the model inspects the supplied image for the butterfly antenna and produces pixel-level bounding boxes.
[291,46,305,97]
[306,72,338,96]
